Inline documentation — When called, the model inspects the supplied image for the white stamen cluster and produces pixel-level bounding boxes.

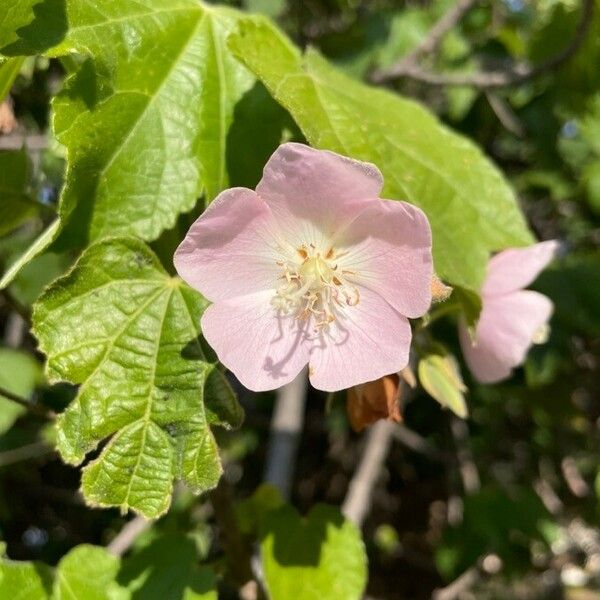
[272,244,360,331]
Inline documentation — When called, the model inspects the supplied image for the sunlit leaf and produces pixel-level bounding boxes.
[260,504,367,600]
[32,237,242,518]
[229,18,533,292]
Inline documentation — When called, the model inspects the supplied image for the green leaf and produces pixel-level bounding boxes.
[49,1,254,246]
[118,534,217,600]
[0,555,52,600]
[0,539,217,600]
[0,149,40,237]
[418,352,468,418]
[260,504,367,600]
[0,347,43,435]
[0,56,24,101]
[236,483,284,536]
[0,0,68,57]
[1,0,255,280]
[32,237,242,518]
[53,545,128,600]
[229,18,533,292]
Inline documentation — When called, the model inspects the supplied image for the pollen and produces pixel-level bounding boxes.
[271,242,360,332]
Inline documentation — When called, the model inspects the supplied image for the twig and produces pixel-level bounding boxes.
[0,385,56,420]
[4,312,25,348]
[449,416,480,494]
[0,133,47,151]
[107,515,152,556]
[209,478,256,590]
[485,92,526,137]
[393,423,447,463]
[432,563,481,600]
[342,419,396,527]
[0,441,53,467]
[372,0,593,88]
[401,0,479,69]
[264,368,307,500]
[371,0,479,83]
[1,289,30,322]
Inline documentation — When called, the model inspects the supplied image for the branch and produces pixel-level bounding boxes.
[342,419,396,527]
[0,385,56,420]
[209,478,257,590]
[0,441,53,467]
[0,133,47,151]
[264,368,307,499]
[432,563,481,600]
[393,423,447,463]
[400,0,479,68]
[449,416,480,494]
[372,0,593,88]
[107,515,152,556]
[1,289,31,322]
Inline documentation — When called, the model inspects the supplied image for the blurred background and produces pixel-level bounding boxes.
[0,1,599,598]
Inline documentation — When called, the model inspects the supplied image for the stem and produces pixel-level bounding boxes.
[264,368,307,500]
[0,441,53,468]
[342,419,396,527]
[0,385,55,420]
[416,302,460,332]
[107,516,152,556]
[209,478,257,592]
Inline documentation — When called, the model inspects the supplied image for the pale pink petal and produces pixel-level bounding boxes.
[459,290,553,383]
[174,188,280,302]
[308,287,411,392]
[201,291,310,392]
[256,143,383,248]
[483,241,560,296]
[333,200,432,318]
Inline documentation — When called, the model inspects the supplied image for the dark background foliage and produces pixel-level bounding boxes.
[0,1,599,598]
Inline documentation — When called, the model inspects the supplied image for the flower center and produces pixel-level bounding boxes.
[272,244,359,332]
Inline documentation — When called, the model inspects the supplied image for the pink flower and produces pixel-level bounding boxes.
[459,241,559,384]
[174,143,433,392]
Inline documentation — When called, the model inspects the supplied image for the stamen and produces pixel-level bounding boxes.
[271,243,360,331]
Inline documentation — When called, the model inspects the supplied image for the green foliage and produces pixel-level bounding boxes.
[32,238,242,517]
[0,149,39,237]
[261,504,367,600]
[0,347,42,434]
[1,0,256,283]
[436,486,555,579]
[0,537,216,599]
[236,483,284,536]
[229,17,533,293]
[0,57,25,101]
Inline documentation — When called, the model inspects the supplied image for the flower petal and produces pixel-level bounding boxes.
[201,291,310,392]
[459,290,553,383]
[334,200,433,318]
[256,143,383,248]
[483,240,560,297]
[308,288,411,392]
[174,188,279,302]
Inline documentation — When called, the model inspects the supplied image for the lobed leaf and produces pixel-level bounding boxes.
[1,0,255,283]
[32,237,242,518]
